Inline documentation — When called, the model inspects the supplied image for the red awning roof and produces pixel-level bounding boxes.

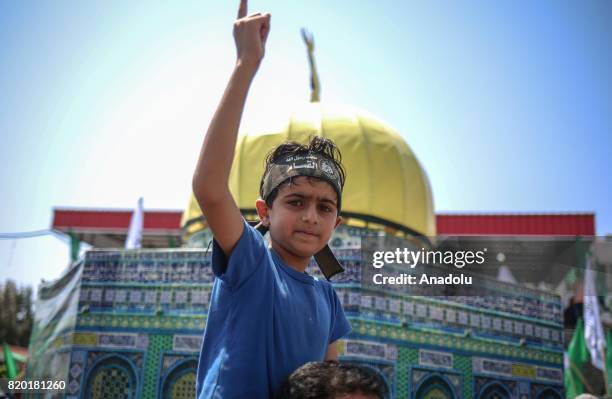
[51,208,595,248]
[53,208,183,232]
[52,208,183,248]
[436,213,595,236]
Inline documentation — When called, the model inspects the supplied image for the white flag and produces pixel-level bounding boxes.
[583,254,606,370]
[125,197,144,249]
[497,265,517,284]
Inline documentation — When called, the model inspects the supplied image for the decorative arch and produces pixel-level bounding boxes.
[84,354,138,399]
[535,387,563,399]
[477,381,512,399]
[415,374,457,399]
[160,358,198,399]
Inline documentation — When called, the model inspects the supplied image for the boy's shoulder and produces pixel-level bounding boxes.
[311,276,341,301]
[210,218,269,285]
[313,275,333,288]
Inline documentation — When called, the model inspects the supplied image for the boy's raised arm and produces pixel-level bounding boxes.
[192,0,270,257]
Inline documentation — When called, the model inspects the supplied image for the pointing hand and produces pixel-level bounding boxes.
[233,0,271,70]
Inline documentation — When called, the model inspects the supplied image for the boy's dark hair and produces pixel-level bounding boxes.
[276,361,388,399]
[259,136,346,211]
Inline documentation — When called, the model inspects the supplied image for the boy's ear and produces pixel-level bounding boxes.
[334,215,343,229]
[255,199,270,226]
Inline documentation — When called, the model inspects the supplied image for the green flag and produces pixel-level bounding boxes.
[565,318,590,397]
[2,342,17,379]
[69,232,80,262]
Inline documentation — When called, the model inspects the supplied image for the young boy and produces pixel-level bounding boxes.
[192,1,351,397]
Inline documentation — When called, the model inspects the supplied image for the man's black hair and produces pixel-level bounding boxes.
[276,361,388,399]
[259,136,346,211]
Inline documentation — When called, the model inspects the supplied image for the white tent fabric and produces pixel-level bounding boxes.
[125,197,144,249]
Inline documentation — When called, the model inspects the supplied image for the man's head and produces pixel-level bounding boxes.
[276,361,387,399]
[255,137,346,259]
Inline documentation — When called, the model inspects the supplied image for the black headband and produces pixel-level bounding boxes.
[261,153,343,211]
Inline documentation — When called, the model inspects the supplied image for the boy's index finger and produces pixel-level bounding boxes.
[237,0,247,19]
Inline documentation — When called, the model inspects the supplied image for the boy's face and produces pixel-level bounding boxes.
[256,176,342,265]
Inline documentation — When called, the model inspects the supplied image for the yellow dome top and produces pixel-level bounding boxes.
[183,102,436,237]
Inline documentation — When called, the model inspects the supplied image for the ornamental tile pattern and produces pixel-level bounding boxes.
[26,224,564,398]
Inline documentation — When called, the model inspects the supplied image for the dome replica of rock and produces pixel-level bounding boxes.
[183,30,435,240]
[183,102,435,238]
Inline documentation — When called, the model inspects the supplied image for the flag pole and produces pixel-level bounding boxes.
[568,360,578,397]
[602,346,610,396]
[569,360,595,394]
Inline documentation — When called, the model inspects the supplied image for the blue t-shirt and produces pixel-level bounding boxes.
[196,220,351,399]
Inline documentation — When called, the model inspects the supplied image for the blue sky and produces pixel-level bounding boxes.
[1,0,610,291]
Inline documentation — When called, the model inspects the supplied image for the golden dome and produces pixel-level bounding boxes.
[183,102,436,238]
